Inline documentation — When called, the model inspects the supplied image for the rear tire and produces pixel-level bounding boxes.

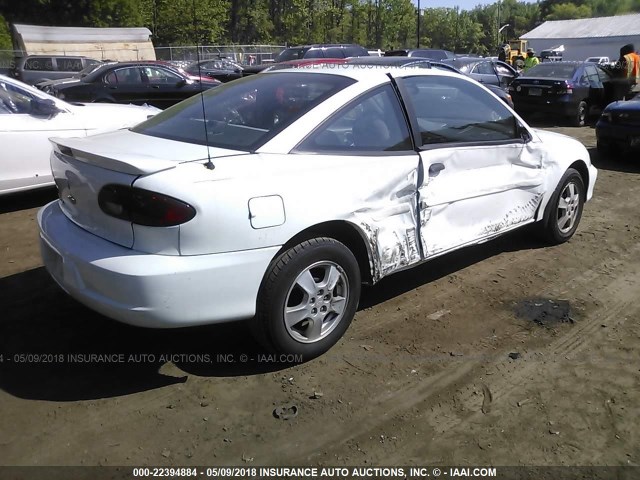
[538,168,585,244]
[253,238,361,359]
[596,140,612,156]
[571,101,588,127]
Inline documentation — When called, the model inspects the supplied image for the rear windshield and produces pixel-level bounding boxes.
[132,72,354,151]
[274,47,310,63]
[525,64,577,79]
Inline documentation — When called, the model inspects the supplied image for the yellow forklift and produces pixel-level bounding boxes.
[498,38,528,68]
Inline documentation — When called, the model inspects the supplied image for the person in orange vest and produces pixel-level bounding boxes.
[619,44,640,100]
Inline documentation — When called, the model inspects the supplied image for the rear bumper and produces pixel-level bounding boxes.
[595,120,640,150]
[38,201,280,328]
[513,96,577,116]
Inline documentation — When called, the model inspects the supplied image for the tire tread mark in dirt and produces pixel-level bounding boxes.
[296,242,640,463]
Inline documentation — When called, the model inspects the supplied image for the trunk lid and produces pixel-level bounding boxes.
[511,77,572,98]
[50,129,245,249]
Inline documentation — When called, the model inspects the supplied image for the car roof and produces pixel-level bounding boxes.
[262,63,463,81]
[290,44,363,48]
[347,57,433,66]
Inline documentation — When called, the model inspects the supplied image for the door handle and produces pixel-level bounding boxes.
[429,163,445,177]
[151,85,160,89]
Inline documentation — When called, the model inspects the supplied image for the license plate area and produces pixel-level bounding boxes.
[529,88,542,96]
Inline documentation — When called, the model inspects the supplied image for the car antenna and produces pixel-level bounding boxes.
[193,0,215,170]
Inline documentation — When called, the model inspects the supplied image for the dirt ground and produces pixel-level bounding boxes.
[1,121,639,472]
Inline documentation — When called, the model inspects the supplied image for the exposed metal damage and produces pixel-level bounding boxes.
[350,169,421,282]
[480,193,544,235]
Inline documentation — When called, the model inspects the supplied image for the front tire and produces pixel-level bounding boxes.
[539,168,585,244]
[253,238,361,359]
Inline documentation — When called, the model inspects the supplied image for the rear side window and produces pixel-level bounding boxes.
[472,62,495,75]
[105,67,143,85]
[56,57,83,72]
[133,72,355,151]
[297,84,413,153]
[275,48,309,62]
[304,49,325,59]
[24,57,54,71]
[584,65,602,87]
[324,48,346,58]
[344,46,367,57]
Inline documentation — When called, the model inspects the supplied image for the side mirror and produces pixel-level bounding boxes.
[517,122,532,142]
[176,79,187,87]
[31,98,61,117]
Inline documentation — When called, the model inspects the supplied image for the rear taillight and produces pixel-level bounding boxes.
[98,185,196,227]
[558,82,573,94]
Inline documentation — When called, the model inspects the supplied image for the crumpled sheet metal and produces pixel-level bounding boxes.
[350,169,421,282]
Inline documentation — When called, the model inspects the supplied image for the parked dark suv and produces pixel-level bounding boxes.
[11,55,102,85]
[384,49,456,61]
[241,44,369,76]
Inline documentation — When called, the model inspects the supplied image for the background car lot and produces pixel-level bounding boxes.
[1,122,639,467]
[509,61,614,127]
[37,61,219,108]
[0,74,160,195]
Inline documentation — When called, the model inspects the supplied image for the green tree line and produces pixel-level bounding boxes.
[0,0,639,54]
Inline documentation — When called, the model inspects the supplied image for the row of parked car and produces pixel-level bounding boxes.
[3,41,636,357]
[3,43,638,198]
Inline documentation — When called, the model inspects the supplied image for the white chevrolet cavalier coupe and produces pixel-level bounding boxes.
[38,66,597,358]
[0,74,160,196]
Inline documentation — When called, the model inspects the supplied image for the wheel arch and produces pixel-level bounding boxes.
[536,160,589,222]
[568,159,590,192]
[268,220,375,286]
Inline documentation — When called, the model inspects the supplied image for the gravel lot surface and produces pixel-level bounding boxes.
[1,121,638,469]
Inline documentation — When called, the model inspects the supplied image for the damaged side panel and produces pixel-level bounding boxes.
[418,143,545,257]
[271,153,422,284]
[349,168,422,282]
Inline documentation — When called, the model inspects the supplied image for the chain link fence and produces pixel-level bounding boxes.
[0,45,286,77]
[154,45,285,68]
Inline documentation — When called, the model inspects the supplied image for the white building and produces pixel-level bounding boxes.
[521,13,640,62]
[11,24,155,61]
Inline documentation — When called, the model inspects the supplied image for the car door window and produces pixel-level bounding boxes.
[24,57,54,72]
[304,49,324,59]
[107,67,143,85]
[141,67,182,85]
[204,61,220,69]
[584,65,602,88]
[324,48,346,58]
[495,63,513,77]
[297,85,412,153]
[402,75,518,145]
[472,62,495,75]
[596,66,611,83]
